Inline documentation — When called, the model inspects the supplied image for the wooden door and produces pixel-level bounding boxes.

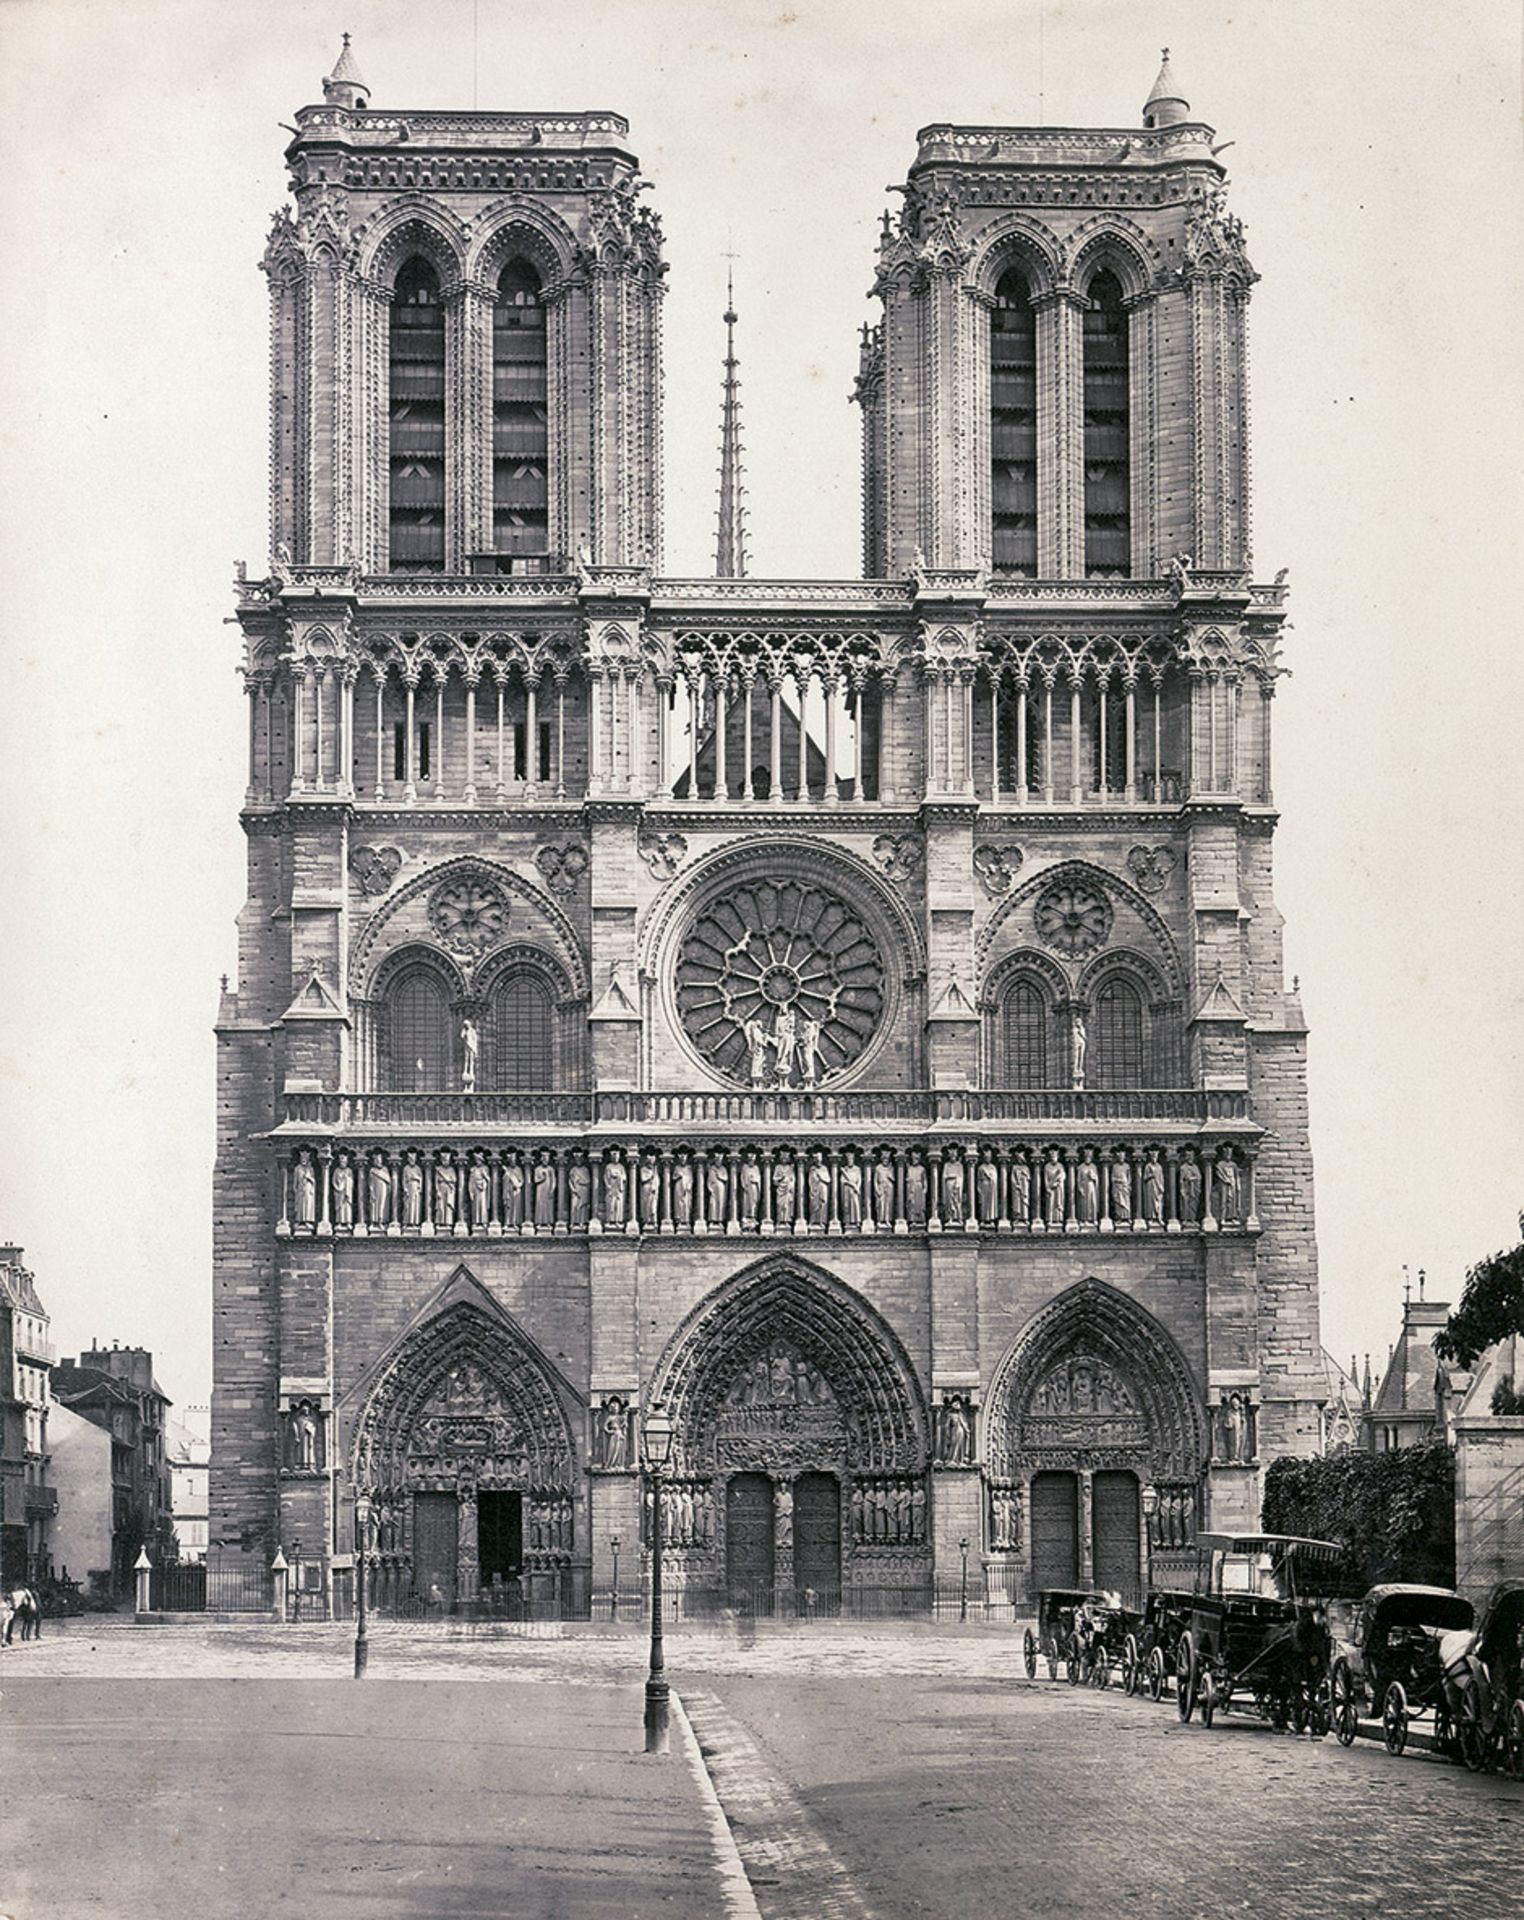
[1091,1471,1140,1599]
[412,1491,459,1608]
[793,1471,842,1609]
[1029,1471,1079,1590]
[725,1472,775,1608]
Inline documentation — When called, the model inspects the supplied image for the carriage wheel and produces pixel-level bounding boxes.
[1506,1700,1524,1782]
[1200,1670,1216,1729]
[1066,1637,1082,1686]
[1122,1634,1140,1696]
[1457,1697,1489,1773]
[1177,1633,1197,1723]
[1147,1645,1166,1703]
[1023,1629,1038,1681]
[1332,1661,1359,1748]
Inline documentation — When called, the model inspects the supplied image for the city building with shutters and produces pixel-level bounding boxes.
[212,43,1324,1610]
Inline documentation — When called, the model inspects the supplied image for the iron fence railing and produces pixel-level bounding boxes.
[149,1564,276,1613]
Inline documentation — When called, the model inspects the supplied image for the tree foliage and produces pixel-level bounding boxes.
[1433,1218,1524,1369]
[1261,1438,1455,1590]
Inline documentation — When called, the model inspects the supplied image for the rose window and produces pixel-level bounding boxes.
[429,875,510,955]
[1034,881,1112,957]
[675,880,886,1087]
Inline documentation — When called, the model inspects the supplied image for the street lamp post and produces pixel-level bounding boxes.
[354,1494,371,1679]
[289,1539,303,1623]
[271,1546,288,1623]
[959,1536,970,1623]
[641,1403,674,1754]
[610,1535,621,1621]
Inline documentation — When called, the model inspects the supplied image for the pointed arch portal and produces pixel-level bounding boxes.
[351,1290,576,1608]
[651,1258,932,1605]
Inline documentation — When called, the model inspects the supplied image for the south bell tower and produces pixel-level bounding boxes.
[214,47,1321,1614]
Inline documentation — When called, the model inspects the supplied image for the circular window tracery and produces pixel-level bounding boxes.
[1034,880,1112,957]
[674,880,886,1087]
[429,875,510,955]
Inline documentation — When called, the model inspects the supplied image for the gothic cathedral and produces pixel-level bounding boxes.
[213,43,1322,1612]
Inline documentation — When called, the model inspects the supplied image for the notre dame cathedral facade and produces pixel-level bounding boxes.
[212,42,1323,1612]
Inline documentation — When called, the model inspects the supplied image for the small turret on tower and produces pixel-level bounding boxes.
[323,32,370,111]
[1142,47,1189,129]
[714,266,748,579]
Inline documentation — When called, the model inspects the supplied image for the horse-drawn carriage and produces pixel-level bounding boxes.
[1175,1533,1343,1734]
[1122,1588,1197,1700]
[1024,1588,1134,1687]
[1330,1584,1473,1755]
[1440,1579,1524,1777]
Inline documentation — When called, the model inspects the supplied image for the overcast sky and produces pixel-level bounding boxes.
[1,0,1520,1410]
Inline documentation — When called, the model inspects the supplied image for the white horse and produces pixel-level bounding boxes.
[2,1585,42,1644]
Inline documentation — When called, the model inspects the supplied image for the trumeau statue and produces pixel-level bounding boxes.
[460,1018,480,1093]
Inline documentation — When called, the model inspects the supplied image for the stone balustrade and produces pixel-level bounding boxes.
[275,1134,1259,1240]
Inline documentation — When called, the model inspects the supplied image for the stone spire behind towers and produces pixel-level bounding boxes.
[715,268,748,578]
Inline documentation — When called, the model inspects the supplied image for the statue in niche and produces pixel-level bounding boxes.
[461,1018,480,1093]
[502,1154,526,1228]
[739,1153,762,1227]
[942,1155,966,1225]
[905,1157,928,1227]
[401,1152,424,1229]
[976,1152,998,1225]
[367,1152,392,1229]
[568,1159,591,1230]
[287,1401,320,1473]
[850,1484,865,1542]
[595,1397,625,1466]
[1110,1157,1132,1223]
[772,1157,796,1224]
[1075,1150,1099,1226]
[434,1152,458,1230]
[1009,1153,1031,1222]
[1070,1007,1087,1090]
[776,1485,793,1548]
[1143,1149,1165,1225]
[468,1153,492,1231]
[638,1155,660,1227]
[910,1483,926,1540]
[808,1156,830,1227]
[940,1396,971,1466]
[1042,1148,1066,1226]
[797,1014,823,1089]
[603,1155,626,1226]
[533,1152,557,1228]
[331,1154,354,1229]
[1214,1150,1242,1224]
[744,1016,772,1086]
[873,1154,896,1225]
[292,1151,318,1230]
[839,1155,863,1227]
[671,1157,693,1228]
[1178,1155,1202,1225]
[1221,1392,1253,1464]
[706,1157,729,1225]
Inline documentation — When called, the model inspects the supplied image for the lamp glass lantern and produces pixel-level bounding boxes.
[642,1403,674,1471]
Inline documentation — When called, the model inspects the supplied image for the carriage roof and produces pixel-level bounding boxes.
[1356,1585,1474,1641]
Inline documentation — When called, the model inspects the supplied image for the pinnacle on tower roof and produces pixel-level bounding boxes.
[323,31,370,110]
[1143,46,1189,129]
[714,265,748,580]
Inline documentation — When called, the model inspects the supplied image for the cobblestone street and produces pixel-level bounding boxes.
[3,1622,1520,1918]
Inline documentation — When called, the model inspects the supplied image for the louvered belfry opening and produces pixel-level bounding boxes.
[1082,267,1130,578]
[493,261,549,560]
[990,267,1038,578]
[389,257,446,571]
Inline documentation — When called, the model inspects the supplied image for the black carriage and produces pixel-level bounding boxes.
[1440,1579,1524,1776]
[1024,1588,1133,1687]
[1330,1584,1474,1755]
[1176,1533,1344,1735]
[1123,1587,1197,1700]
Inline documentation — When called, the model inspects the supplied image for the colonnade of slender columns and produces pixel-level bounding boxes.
[666,667,883,803]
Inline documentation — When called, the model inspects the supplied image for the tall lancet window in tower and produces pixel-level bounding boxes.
[389,258,447,571]
[1082,268,1130,578]
[493,261,549,560]
[990,268,1037,578]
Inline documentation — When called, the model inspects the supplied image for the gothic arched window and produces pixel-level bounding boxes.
[1082,267,1130,578]
[494,261,549,560]
[489,971,555,1089]
[1002,977,1049,1086]
[1091,976,1145,1089]
[991,267,1037,578]
[389,257,447,572]
[383,965,453,1090]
